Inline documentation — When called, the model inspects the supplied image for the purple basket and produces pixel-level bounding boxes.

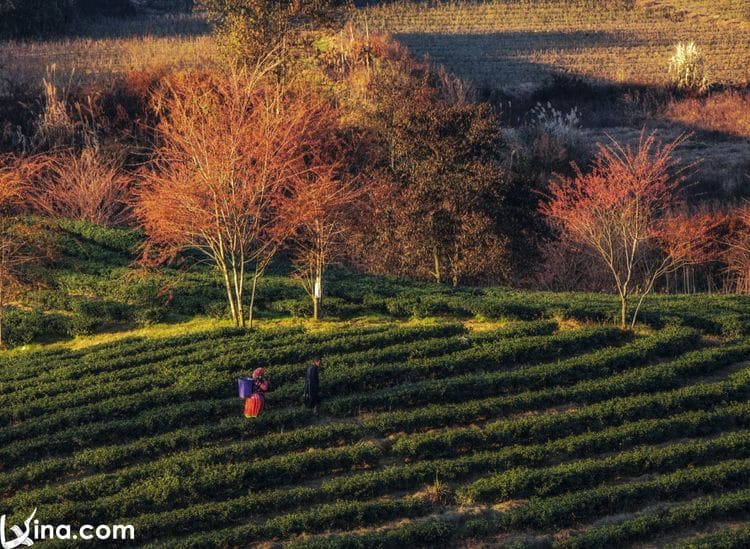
[238,377,254,399]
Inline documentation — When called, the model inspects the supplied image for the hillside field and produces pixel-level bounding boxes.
[364,0,750,90]
[3,1,748,89]
[3,276,750,546]
[1,1,750,547]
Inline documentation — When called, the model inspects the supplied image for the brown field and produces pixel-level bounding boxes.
[355,0,749,195]
[2,2,748,91]
[360,0,750,91]
[0,14,216,88]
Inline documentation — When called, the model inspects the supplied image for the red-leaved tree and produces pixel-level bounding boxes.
[283,135,362,320]
[542,132,715,328]
[724,203,750,292]
[136,70,331,327]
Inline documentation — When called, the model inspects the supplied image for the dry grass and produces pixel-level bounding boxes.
[0,14,217,88]
[640,0,750,26]
[664,90,750,139]
[360,0,750,91]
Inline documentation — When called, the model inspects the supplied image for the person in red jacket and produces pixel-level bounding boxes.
[244,367,270,418]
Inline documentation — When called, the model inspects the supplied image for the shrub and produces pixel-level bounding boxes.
[56,219,141,255]
[203,301,230,320]
[24,290,70,311]
[36,149,134,227]
[668,42,710,94]
[134,307,169,327]
[68,314,100,337]
[2,309,70,346]
[270,299,313,318]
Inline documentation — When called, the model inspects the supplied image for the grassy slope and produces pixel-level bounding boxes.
[360,0,750,196]
[3,222,750,546]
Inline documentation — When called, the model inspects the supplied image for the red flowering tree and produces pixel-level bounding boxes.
[283,135,362,320]
[136,71,331,328]
[542,132,715,328]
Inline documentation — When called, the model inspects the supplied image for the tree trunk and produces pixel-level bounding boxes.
[619,294,628,329]
[248,271,259,330]
[219,262,238,326]
[313,264,322,321]
[433,247,441,284]
[231,258,245,328]
[451,249,459,287]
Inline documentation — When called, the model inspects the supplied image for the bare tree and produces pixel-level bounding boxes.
[284,140,361,320]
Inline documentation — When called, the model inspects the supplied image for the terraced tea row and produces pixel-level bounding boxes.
[4,315,749,546]
[5,336,746,532]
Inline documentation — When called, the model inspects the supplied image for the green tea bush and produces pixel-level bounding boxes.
[2,309,70,347]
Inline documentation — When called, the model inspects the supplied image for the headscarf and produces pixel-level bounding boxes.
[253,367,265,379]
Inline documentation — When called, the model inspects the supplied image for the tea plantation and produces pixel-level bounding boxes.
[3,282,750,547]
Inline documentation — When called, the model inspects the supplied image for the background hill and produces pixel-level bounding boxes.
[1,1,747,197]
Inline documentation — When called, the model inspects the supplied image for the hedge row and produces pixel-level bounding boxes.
[675,524,750,548]
[287,460,750,548]
[0,325,470,430]
[0,418,366,497]
[0,326,592,459]
[0,325,284,381]
[363,334,744,436]
[41,390,750,540]
[323,327,694,416]
[4,442,382,518]
[561,488,750,548]
[143,496,433,549]
[0,399,308,469]
[0,325,480,426]
[458,430,750,503]
[1,323,443,391]
[498,458,750,531]
[390,342,750,457]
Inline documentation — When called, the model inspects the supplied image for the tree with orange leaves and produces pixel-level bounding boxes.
[723,203,750,292]
[542,132,715,328]
[283,136,361,321]
[136,70,332,328]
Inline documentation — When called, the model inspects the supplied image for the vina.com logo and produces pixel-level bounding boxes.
[1,509,135,547]
[0,509,35,549]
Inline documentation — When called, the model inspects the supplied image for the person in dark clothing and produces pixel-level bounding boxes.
[303,357,321,412]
